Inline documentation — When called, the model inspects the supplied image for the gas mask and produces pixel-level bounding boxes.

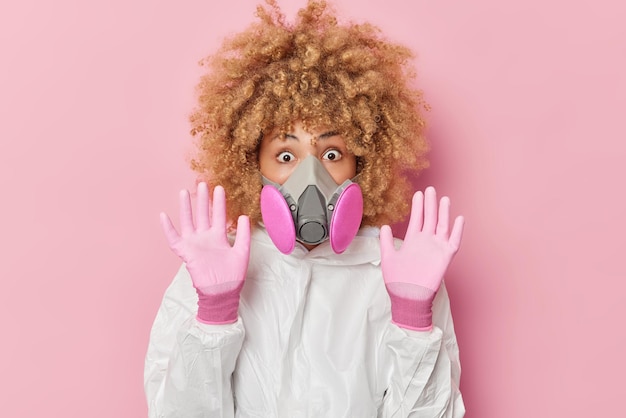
[260,155,363,254]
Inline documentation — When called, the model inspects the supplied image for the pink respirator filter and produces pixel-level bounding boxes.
[329,183,362,253]
[260,185,297,254]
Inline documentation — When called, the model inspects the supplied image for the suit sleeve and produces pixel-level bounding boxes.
[144,264,245,418]
[379,283,465,417]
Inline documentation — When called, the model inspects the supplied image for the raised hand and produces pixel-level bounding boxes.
[379,186,464,331]
[160,182,251,324]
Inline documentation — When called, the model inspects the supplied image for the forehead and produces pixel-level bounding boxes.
[263,130,342,147]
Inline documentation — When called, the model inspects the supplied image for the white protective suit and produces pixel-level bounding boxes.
[144,226,465,417]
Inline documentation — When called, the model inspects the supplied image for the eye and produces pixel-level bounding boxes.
[322,149,342,161]
[277,151,295,163]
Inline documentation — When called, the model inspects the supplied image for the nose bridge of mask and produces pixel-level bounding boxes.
[281,155,339,201]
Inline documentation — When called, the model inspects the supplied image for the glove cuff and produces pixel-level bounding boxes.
[196,283,243,324]
[388,292,434,330]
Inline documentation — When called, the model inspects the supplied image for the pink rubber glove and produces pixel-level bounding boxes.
[160,183,251,325]
[380,186,464,331]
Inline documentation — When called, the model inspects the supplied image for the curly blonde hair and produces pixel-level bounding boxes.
[190,0,429,227]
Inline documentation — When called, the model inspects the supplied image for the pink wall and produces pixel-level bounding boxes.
[1,0,624,416]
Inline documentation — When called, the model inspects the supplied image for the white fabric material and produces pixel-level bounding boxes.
[145,227,465,417]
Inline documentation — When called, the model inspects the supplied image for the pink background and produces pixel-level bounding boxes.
[1,0,624,416]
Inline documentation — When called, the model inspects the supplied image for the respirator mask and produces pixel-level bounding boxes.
[260,155,363,254]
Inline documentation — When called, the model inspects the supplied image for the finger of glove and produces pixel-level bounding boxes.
[422,186,438,234]
[449,215,465,252]
[405,191,424,240]
[160,212,181,248]
[211,185,227,233]
[196,182,211,231]
[435,196,451,238]
[179,189,195,235]
[379,225,395,259]
[233,215,251,253]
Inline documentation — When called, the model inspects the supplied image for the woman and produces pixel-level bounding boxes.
[145,1,465,416]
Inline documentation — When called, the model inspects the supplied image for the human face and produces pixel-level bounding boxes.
[258,121,357,185]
